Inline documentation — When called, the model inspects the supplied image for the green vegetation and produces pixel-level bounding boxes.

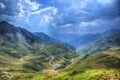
[0,22,120,80]
[30,47,120,80]
[72,48,120,69]
[31,69,120,80]
[0,47,120,80]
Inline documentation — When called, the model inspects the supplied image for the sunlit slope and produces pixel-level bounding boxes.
[31,48,120,80]
[72,48,120,69]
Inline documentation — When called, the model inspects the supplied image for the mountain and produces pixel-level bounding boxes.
[34,32,59,43]
[62,31,120,79]
[49,32,80,43]
[82,29,120,54]
[36,29,120,80]
[70,33,102,49]
[0,21,120,80]
[0,21,42,44]
[0,21,75,75]
[40,49,120,80]
[34,32,75,51]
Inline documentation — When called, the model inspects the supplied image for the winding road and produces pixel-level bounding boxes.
[48,56,75,73]
[49,56,55,66]
[1,70,13,80]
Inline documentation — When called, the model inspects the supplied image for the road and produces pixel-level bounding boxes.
[48,56,75,73]
[1,70,13,80]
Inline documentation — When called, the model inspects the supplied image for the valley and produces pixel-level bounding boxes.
[0,21,120,80]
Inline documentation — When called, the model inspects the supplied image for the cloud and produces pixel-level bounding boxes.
[40,15,53,26]
[0,2,6,9]
[48,0,120,35]
[24,0,41,10]
[0,0,42,19]
[97,0,115,5]
[79,21,96,27]
[53,0,119,25]
[0,0,119,35]
[0,0,19,17]
[18,2,24,17]
[63,24,73,28]
[31,7,57,15]
[0,0,54,32]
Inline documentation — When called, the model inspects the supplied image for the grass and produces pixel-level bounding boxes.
[0,48,119,80]
[0,69,116,80]
[31,69,120,80]
[0,44,120,80]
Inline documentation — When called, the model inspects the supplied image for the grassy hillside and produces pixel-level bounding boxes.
[72,47,120,69]
[2,47,118,80]
[0,21,75,80]
[30,48,120,80]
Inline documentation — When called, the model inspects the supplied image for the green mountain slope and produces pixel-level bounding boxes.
[0,21,75,80]
[73,48,120,69]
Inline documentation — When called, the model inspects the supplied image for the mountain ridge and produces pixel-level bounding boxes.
[0,21,75,74]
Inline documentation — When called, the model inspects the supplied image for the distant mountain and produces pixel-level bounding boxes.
[34,32,59,43]
[80,29,120,54]
[65,30,120,79]
[32,31,120,80]
[69,29,120,50]
[34,32,75,51]
[0,21,74,73]
[38,29,120,80]
[49,32,80,43]
[1,21,120,80]
[48,30,120,80]
[70,33,102,49]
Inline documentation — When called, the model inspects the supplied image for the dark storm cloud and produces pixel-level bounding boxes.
[0,0,41,22]
[47,0,120,35]
[51,0,119,27]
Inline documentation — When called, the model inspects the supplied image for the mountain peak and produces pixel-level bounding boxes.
[0,21,42,44]
[0,21,19,35]
[0,20,8,23]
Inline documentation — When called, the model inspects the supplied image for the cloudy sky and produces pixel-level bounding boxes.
[0,0,120,35]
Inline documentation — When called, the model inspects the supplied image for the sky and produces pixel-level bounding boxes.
[0,0,120,36]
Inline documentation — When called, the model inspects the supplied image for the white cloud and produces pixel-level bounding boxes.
[31,7,57,15]
[71,0,89,10]
[63,24,73,28]
[18,2,24,17]
[97,0,113,5]
[79,21,96,27]
[25,0,41,10]
[40,15,53,26]
[0,2,6,9]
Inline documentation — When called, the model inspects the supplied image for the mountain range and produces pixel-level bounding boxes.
[34,32,75,51]
[43,29,120,80]
[77,29,120,54]
[0,21,120,80]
